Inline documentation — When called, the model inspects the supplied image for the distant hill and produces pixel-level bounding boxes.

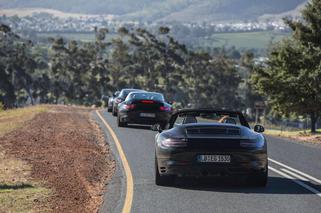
[0,0,307,22]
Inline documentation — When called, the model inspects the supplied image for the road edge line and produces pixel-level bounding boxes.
[96,110,134,213]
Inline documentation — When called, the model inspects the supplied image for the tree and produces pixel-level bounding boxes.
[252,0,321,133]
[0,24,38,108]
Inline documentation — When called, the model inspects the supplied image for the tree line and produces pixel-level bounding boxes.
[0,25,243,110]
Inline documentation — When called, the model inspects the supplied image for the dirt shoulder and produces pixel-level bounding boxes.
[0,105,115,212]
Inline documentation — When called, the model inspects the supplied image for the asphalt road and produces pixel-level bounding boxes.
[98,111,321,213]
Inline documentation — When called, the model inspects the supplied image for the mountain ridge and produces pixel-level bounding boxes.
[0,0,308,22]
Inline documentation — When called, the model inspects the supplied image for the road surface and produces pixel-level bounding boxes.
[97,111,321,213]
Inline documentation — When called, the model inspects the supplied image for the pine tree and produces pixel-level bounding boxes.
[252,0,321,133]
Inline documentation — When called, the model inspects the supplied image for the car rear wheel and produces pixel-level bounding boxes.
[155,157,174,186]
[117,116,127,127]
[249,169,268,187]
[107,107,112,112]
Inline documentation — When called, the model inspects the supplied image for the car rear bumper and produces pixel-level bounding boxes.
[156,150,267,177]
[119,111,171,125]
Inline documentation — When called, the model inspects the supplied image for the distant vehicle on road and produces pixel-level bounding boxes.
[153,109,267,186]
[107,91,120,112]
[112,89,145,116]
[117,92,172,127]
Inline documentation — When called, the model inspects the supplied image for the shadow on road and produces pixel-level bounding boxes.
[171,176,321,195]
[122,124,153,130]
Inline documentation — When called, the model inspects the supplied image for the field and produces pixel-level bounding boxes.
[200,31,289,49]
[37,31,290,49]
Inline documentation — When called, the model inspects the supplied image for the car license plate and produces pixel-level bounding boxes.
[140,113,156,118]
[197,155,231,163]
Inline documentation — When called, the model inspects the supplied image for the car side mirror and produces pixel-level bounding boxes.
[254,124,264,133]
[151,124,163,133]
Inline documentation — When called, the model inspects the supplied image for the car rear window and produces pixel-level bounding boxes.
[174,112,243,126]
[126,93,164,102]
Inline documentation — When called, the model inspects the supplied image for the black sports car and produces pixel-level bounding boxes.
[107,91,120,112]
[117,92,172,127]
[112,88,145,116]
[153,109,267,186]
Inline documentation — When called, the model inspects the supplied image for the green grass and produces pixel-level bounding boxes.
[202,31,289,49]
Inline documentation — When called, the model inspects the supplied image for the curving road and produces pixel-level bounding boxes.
[97,111,321,213]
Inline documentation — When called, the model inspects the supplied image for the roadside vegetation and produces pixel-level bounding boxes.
[265,128,321,144]
[0,105,115,212]
[0,105,50,212]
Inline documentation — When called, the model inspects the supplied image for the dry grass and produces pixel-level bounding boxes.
[0,105,51,212]
[0,105,47,137]
[265,128,321,144]
[0,152,51,213]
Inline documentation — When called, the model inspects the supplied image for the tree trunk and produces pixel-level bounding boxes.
[27,87,34,105]
[310,112,317,133]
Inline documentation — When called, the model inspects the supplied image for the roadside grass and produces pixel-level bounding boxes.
[0,152,51,213]
[0,105,48,137]
[0,186,50,213]
[0,105,51,212]
[265,128,321,137]
[264,128,321,144]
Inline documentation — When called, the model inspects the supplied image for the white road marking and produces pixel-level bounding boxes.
[269,166,321,198]
[281,168,309,182]
[268,158,321,185]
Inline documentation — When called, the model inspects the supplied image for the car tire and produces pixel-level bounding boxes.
[249,169,268,187]
[155,157,174,186]
[160,122,167,130]
[117,116,127,127]
[107,107,112,112]
[112,108,117,116]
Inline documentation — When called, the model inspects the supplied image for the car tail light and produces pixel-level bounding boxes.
[124,104,136,110]
[141,100,154,104]
[160,106,171,112]
[115,98,122,103]
[161,138,188,148]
